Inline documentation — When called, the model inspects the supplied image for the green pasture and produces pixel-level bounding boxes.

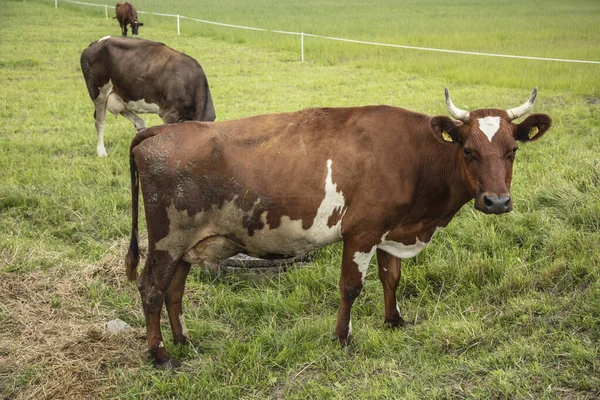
[1,0,599,399]
[60,0,600,95]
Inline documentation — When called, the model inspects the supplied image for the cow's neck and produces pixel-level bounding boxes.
[413,139,474,223]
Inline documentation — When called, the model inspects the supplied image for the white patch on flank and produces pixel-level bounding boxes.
[106,90,160,116]
[179,314,189,338]
[478,116,501,142]
[158,341,164,348]
[377,227,443,260]
[378,232,428,259]
[98,35,111,42]
[353,245,377,283]
[157,159,347,261]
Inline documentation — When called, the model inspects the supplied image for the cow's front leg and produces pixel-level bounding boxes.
[121,24,127,37]
[137,250,181,369]
[335,239,377,345]
[165,261,192,345]
[377,248,406,328]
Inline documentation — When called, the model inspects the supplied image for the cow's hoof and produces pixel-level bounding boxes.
[333,333,352,346]
[153,357,180,370]
[384,317,411,329]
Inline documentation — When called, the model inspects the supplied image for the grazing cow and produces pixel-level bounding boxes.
[126,89,551,368]
[80,36,216,157]
[114,2,143,37]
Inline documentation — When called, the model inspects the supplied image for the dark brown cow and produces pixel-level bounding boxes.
[114,2,143,37]
[126,89,551,368]
[80,36,216,157]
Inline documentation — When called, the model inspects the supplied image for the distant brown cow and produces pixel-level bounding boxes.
[125,88,551,368]
[80,36,216,157]
[114,2,143,37]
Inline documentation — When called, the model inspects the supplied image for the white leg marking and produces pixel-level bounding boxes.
[348,319,353,337]
[478,116,501,142]
[353,246,377,283]
[179,313,189,338]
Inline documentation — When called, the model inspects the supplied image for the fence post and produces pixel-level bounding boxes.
[55,0,58,8]
[177,14,180,35]
[105,4,108,19]
[301,32,304,62]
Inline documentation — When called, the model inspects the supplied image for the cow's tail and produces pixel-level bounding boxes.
[125,151,140,282]
[125,128,166,282]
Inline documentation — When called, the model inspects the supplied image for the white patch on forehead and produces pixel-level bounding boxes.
[157,159,347,261]
[353,245,377,283]
[478,116,501,142]
[99,35,111,42]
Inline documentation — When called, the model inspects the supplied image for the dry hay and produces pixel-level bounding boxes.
[0,233,314,398]
[0,236,149,400]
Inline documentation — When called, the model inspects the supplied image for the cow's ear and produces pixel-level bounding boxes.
[430,116,462,144]
[514,113,552,142]
[138,22,144,26]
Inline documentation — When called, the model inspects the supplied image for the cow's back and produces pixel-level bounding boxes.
[132,106,435,257]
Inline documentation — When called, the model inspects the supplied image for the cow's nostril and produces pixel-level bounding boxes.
[484,196,494,207]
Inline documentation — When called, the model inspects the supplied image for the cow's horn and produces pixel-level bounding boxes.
[445,88,470,122]
[506,87,537,120]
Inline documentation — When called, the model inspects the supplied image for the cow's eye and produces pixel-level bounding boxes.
[463,147,473,159]
[509,147,518,158]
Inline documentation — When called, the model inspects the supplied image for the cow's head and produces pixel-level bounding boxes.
[131,20,143,35]
[430,88,552,214]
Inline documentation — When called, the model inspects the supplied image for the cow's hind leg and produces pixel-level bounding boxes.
[335,239,377,345]
[159,108,183,124]
[376,249,407,328]
[165,261,192,345]
[121,111,146,131]
[137,250,182,369]
[93,97,108,157]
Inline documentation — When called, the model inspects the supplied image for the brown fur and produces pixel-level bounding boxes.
[80,37,215,156]
[127,99,552,368]
[114,2,142,37]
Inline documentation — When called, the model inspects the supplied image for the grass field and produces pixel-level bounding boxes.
[1,0,599,399]
[60,0,600,95]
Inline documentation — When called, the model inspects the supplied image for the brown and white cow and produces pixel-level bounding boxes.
[114,2,143,37]
[80,36,216,157]
[125,89,551,368]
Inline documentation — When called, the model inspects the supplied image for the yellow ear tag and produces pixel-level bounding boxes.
[442,131,453,142]
[528,127,539,139]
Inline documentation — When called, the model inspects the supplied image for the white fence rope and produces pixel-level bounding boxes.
[57,0,600,65]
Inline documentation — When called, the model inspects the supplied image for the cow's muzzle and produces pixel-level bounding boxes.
[476,193,512,214]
